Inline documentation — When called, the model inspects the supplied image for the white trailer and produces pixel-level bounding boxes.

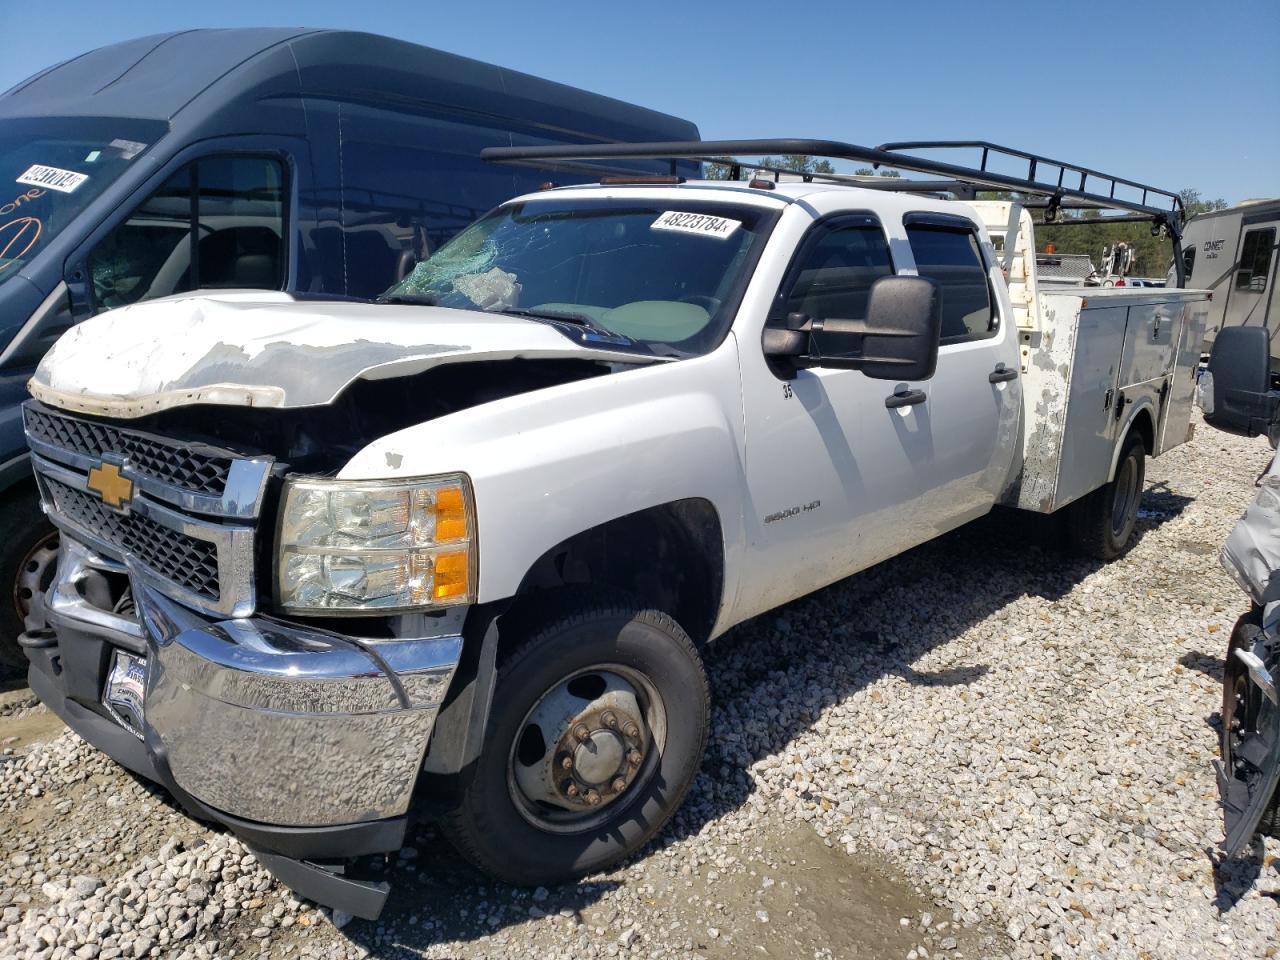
[1179,199,1280,367]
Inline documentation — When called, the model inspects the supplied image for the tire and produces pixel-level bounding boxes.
[441,593,710,886]
[1222,609,1280,840]
[0,486,58,677]
[1066,433,1145,561]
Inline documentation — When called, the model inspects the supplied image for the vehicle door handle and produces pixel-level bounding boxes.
[989,365,1018,383]
[885,388,927,409]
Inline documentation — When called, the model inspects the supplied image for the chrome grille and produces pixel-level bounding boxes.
[43,475,221,601]
[25,405,234,498]
[25,401,269,619]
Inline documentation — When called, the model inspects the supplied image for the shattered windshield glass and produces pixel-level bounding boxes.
[0,117,166,289]
[385,197,774,355]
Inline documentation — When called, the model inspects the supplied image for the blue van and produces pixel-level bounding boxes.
[0,28,698,670]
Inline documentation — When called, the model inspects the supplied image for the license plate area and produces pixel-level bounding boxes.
[103,650,147,740]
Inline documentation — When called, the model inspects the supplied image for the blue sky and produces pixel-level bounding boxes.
[3,0,1276,204]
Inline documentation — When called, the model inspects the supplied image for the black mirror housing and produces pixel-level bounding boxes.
[761,276,941,380]
[1204,326,1278,437]
[856,275,942,380]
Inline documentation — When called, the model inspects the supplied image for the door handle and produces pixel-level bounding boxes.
[989,365,1018,383]
[885,388,927,409]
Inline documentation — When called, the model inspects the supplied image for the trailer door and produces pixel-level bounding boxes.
[1223,219,1279,352]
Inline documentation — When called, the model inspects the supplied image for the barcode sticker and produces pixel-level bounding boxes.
[651,210,741,239]
[17,164,89,194]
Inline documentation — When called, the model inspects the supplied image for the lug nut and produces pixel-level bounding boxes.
[611,777,627,793]
[601,711,618,728]
[559,754,574,770]
[584,789,601,805]
[564,782,579,798]
[623,721,641,739]
[628,749,642,766]
[573,723,590,742]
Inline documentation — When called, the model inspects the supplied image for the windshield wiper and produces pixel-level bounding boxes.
[495,307,634,342]
[376,292,438,306]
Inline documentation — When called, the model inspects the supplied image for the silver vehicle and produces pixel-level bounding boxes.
[1179,199,1280,367]
[1199,325,1280,855]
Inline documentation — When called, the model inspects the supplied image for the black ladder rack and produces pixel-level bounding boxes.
[481,137,1184,226]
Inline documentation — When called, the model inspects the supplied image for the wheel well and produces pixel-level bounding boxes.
[510,499,724,646]
[1128,407,1154,455]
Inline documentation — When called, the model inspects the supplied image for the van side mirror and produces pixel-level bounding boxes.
[762,275,942,381]
[1203,326,1279,437]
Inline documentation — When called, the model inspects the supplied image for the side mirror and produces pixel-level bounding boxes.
[763,275,941,380]
[1204,325,1279,437]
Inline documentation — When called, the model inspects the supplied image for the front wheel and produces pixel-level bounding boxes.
[1066,433,1145,561]
[0,487,58,677]
[441,595,710,886]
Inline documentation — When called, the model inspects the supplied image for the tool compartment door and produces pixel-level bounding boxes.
[1052,302,1128,510]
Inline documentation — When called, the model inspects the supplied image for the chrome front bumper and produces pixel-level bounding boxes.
[34,538,463,828]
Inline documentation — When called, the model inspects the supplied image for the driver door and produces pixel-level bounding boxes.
[734,214,950,621]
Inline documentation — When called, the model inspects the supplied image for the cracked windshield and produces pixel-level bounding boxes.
[385,198,772,355]
[0,118,164,288]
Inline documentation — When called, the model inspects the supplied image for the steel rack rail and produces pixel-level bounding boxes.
[481,138,1184,226]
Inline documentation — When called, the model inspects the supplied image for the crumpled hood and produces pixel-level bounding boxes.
[29,292,660,418]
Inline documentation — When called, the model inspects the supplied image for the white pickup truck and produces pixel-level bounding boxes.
[18,139,1208,918]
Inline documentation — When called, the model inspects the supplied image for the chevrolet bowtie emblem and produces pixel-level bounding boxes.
[86,461,134,510]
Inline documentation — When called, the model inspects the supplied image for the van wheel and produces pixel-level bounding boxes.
[1067,433,1145,561]
[441,594,709,886]
[0,488,58,676]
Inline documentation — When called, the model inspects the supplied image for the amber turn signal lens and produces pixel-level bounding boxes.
[435,486,468,542]
[433,550,470,601]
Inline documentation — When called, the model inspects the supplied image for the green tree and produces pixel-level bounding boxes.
[1178,188,1229,218]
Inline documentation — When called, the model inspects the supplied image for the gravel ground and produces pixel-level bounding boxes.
[1,415,1278,960]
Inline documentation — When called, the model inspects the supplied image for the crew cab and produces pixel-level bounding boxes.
[18,139,1209,918]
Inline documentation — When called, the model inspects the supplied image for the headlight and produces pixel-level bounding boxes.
[276,474,476,613]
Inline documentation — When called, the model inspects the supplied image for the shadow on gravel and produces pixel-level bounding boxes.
[341,828,620,957]
[1211,841,1266,913]
[1179,650,1225,682]
[94,483,1192,954]
[329,484,1191,952]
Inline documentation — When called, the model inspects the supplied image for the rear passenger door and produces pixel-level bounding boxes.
[902,214,1020,526]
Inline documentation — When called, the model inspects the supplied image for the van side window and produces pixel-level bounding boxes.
[774,218,894,359]
[88,156,284,313]
[904,223,994,342]
[1237,228,1276,293]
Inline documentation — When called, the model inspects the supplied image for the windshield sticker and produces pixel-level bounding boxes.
[108,139,147,160]
[17,164,88,194]
[651,211,742,240]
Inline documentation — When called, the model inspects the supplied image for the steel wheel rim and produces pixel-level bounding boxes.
[507,663,667,834]
[14,530,59,621]
[1111,455,1139,537]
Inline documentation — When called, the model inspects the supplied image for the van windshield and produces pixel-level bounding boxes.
[385,197,776,355]
[0,117,166,289]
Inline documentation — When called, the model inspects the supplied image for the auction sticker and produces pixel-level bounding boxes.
[651,210,741,239]
[17,164,89,194]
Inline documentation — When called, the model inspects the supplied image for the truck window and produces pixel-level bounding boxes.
[774,218,894,359]
[1236,228,1276,293]
[904,223,994,342]
[87,156,284,312]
